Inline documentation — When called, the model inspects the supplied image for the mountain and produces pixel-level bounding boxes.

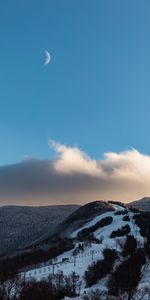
[0,204,79,257]
[129,197,150,211]
[56,200,115,236]
[1,200,150,299]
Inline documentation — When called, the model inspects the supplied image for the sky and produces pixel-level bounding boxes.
[1,0,150,205]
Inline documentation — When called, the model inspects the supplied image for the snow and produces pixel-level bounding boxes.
[111,204,125,211]
[71,203,125,238]
[71,210,115,238]
[21,204,145,297]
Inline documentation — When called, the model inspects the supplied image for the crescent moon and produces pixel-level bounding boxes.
[44,50,51,65]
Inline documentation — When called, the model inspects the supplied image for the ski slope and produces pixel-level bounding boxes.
[23,203,144,298]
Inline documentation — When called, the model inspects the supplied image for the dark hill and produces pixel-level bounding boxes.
[0,204,79,257]
[129,197,150,211]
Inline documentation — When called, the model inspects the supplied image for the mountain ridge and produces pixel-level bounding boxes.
[0,204,80,257]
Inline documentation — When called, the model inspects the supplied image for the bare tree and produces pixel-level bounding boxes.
[0,270,22,300]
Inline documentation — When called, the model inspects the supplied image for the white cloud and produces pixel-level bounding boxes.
[0,141,150,205]
[49,140,101,175]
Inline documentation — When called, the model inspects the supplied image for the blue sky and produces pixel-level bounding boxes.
[0,0,150,166]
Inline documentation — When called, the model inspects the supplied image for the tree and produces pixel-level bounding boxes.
[85,249,117,287]
[0,270,22,300]
[19,280,52,300]
[122,235,137,257]
[108,249,146,300]
[70,272,80,296]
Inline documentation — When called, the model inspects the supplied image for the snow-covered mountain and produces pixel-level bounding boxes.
[15,201,150,300]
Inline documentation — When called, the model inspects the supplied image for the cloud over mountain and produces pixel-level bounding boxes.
[0,141,150,205]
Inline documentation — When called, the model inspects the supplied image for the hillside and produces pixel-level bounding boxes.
[1,200,150,299]
[3,200,148,300]
[129,197,150,211]
[56,200,115,236]
[0,204,79,257]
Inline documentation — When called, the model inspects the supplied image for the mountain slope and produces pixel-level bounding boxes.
[56,200,115,237]
[2,200,150,299]
[0,204,79,257]
[129,197,150,211]
[20,201,149,299]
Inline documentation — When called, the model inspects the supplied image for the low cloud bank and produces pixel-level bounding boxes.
[0,141,150,205]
